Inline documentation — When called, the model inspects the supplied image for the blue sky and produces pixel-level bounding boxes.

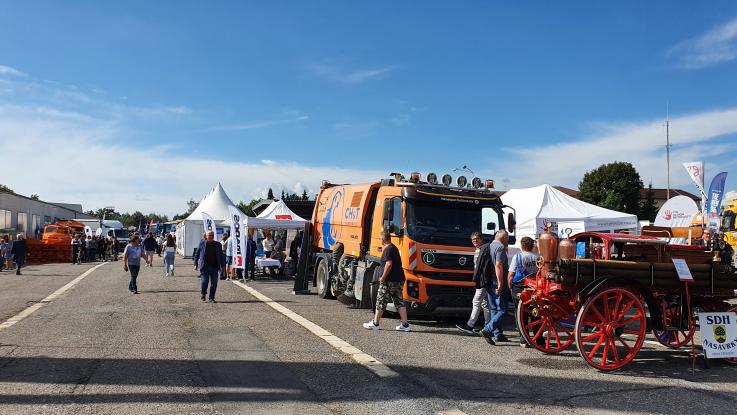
[1,1,736,215]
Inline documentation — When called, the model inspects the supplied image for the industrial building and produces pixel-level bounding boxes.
[0,191,93,238]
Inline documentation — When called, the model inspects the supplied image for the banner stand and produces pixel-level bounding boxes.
[293,223,312,295]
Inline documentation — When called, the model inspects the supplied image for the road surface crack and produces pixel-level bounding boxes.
[552,385,669,404]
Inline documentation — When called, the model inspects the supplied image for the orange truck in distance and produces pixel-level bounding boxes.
[308,172,516,313]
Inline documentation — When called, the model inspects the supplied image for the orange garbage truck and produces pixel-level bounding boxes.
[307,172,516,313]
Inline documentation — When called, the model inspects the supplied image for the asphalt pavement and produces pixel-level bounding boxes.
[0,257,736,415]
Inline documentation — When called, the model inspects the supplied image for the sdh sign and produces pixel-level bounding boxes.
[698,312,737,359]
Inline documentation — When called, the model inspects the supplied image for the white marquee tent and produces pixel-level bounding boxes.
[245,200,308,230]
[501,184,638,246]
[176,183,242,257]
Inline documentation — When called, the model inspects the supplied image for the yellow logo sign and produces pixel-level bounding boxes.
[714,324,727,343]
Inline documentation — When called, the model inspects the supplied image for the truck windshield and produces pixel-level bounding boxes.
[114,229,130,238]
[405,200,504,246]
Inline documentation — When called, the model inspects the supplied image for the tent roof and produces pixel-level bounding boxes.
[245,200,307,229]
[256,199,307,221]
[185,182,238,221]
[501,184,638,238]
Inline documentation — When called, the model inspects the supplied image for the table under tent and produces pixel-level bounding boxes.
[244,200,309,278]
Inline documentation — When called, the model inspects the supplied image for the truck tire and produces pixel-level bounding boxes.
[355,264,377,309]
[316,259,334,299]
[369,264,382,311]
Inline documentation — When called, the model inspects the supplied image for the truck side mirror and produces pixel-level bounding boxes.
[486,222,496,231]
[507,213,516,234]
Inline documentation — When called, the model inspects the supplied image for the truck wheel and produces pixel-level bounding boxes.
[354,264,377,309]
[317,260,334,299]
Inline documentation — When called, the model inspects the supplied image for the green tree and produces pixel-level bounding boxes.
[281,189,286,200]
[238,198,262,217]
[128,211,145,228]
[301,190,309,200]
[578,162,643,215]
[267,188,275,200]
[640,182,658,222]
[30,194,39,200]
[0,184,13,194]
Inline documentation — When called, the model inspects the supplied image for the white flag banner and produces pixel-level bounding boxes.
[683,161,705,195]
[201,212,215,235]
[227,206,247,269]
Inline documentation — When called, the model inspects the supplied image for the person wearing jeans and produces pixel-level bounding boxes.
[163,234,176,276]
[508,236,539,347]
[195,230,223,303]
[123,235,144,294]
[457,232,490,334]
[479,230,510,345]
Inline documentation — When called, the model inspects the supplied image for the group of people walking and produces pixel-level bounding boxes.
[361,227,540,345]
[455,231,539,347]
[121,231,177,294]
[71,234,118,264]
[0,233,28,275]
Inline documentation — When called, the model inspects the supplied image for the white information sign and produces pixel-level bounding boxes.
[698,312,737,359]
[671,258,693,281]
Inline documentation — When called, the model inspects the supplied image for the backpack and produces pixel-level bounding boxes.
[512,253,528,284]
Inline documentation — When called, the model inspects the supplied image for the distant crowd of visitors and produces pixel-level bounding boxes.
[0,233,28,275]
[71,234,119,264]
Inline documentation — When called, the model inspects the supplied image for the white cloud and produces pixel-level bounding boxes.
[0,104,381,216]
[0,65,26,77]
[494,108,737,191]
[165,106,192,115]
[309,63,396,84]
[207,115,308,132]
[668,16,737,69]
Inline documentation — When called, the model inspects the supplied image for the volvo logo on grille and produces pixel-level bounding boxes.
[458,256,467,266]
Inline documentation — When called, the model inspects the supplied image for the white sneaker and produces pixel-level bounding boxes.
[165,273,169,277]
[395,324,411,332]
[362,320,380,330]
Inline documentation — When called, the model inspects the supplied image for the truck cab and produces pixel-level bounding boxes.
[310,173,515,313]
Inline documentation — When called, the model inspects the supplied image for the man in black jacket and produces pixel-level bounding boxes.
[11,234,28,275]
[194,230,223,303]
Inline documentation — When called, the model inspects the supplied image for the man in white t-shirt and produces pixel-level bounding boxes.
[262,234,275,258]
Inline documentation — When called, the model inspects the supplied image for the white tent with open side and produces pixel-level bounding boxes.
[176,183,240,257]
[244,199,308,230]
[501,184,638,245]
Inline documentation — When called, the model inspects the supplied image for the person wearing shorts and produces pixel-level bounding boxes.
[363,229,410,332]
[142,232,158,267]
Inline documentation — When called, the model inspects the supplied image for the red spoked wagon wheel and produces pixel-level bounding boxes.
[517,296,575,354]
[575,287,647,371]
[653,297,694,349]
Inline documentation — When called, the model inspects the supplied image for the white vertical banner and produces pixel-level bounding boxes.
[683,161,706,212]
[683,161,705,195]
[227,206,247,269]
[201,212,215,235]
